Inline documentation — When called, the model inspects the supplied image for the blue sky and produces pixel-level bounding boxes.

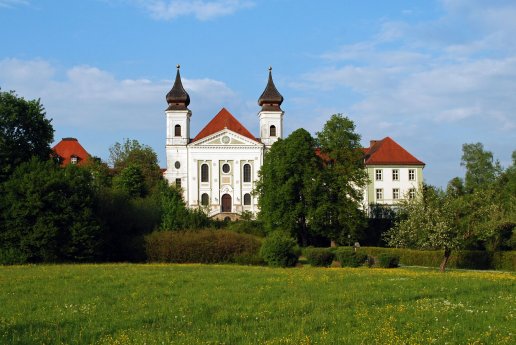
[1,0,515,188]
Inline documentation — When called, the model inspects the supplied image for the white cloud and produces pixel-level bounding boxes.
[0,58,243,164]
[0,0,28,8]
[132,0,254,21]
[294,1,516,187]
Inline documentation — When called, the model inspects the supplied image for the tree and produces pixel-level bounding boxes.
[461,143,501,192]
[0,90,54,182]
[311,114,368,244]
[385,186,460,271]
[113,164,146,197]
[256,129,322,245]
[0,158,101,263]
[108,139,162,195]
[448,145,515,251]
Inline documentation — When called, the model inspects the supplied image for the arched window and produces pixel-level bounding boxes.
[201,163,209,182]
[243,164,251,183]
[174,124,181,137]
[201,193,209,206]
[243,193,251,205]
[270,125,276,137]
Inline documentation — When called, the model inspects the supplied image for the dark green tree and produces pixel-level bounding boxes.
[311,114,368,245]
[256,128,322,245]
[0,158,101,263]
[0,90,54,182]
[113,164,146,197]
[108,139,162,195]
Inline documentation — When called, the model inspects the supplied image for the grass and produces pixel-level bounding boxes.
[0,264,514,344]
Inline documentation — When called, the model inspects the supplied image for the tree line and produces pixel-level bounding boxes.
[0,90,210,264]
[1,90,514,267]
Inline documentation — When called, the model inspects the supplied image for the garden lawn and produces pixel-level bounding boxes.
[0,264,514,345]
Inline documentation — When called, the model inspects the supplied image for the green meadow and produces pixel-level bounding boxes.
[0,264,514,345]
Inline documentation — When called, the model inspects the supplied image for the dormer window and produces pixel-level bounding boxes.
[71,156,78,165]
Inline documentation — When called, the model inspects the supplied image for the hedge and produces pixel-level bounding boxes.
[351,247,515,271]
[303,247,335,267]
[334,248,367,267]
[145,229,263,264]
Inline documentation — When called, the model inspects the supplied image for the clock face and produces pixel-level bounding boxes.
[221,136,230,144]
[174,161,180,169]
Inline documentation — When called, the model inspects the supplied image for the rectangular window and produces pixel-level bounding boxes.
[376,188,383,200]
[393,188,399,200]
[409,188,416,199]
[175,178,181,189]
[392,169,399,181]
[409,169,416,181]
[375,169,383,181]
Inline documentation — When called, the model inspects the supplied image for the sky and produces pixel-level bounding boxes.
[1,0,515,188]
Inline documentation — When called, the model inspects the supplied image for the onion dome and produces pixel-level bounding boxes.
[166,65,190,111]
[258,67,284,111]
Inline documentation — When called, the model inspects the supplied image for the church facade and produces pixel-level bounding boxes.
[164,66,284,219]
[164,67,425,218]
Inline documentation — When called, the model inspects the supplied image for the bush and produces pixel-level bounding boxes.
[492,251,516,271]
[335,248,367,267]
[0,247,28,265]
[304,247,335,267]
[260,231,299,267]
[145,229,262,264]
[377,254,399,268]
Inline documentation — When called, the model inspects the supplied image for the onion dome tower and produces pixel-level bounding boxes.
[166,65,191,111]
[165,65,191,194]
[258,67,284,148]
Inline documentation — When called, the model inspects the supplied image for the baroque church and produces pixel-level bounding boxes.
[164,66,425,219]
[164,66,284,219]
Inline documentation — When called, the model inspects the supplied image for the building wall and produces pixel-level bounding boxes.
[166,139,264,217]
[364,165,424,206]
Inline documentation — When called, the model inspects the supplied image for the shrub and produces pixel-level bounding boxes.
[304,247,335,267]
[377,254,400,268]
[335,248,367,267]
[0,247,28,265]
[260,231,299,267]
[145,229,262,264]
[492,251,515,271]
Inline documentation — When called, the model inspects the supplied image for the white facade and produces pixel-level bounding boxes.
[363,165,424,206]
[164,67,285,218]
[165,124,266,217]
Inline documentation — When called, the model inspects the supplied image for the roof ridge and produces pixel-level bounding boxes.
[192,108,257,142]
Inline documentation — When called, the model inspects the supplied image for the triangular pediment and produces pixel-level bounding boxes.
[189,128,262,147]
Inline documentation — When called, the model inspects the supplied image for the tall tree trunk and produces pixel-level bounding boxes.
[440,248,451,272]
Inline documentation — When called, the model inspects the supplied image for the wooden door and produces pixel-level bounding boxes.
[221,194,232,213]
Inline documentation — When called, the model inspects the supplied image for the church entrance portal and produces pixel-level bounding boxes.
[221,194,232,212]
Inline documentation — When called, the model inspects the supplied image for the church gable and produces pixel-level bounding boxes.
[190,129,261,147]
[192,108,258,143]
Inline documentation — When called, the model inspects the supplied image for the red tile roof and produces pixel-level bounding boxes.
[52,138,90,166]
[192,108,258,143]
[363,137,424,166]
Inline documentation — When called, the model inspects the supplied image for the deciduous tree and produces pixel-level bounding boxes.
[0,90,54,182]
[256,129,322,245]
[108,139,162,195]
[311,114,368,244]
[0,158,101,263]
